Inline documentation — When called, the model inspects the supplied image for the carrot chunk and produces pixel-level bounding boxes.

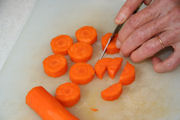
[68,42,93,62]
[56,82,80,107]
[101,33,120,54]
[69,63,95,85]
[75,26,97,45]
[101,83,123,101]
[26,86,79,120]
[51,35,73,55]
[43,55,67,77]
[119,62,135,85]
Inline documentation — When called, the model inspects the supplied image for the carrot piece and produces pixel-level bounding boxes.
[55,82,80,107]
[107,57,123,79]
[94,58,112,79]
[101,83,123,101]
[90,108,98,112]
[43,55,67,77]
[68,42,93,62]
[101,33,120,54]
[26,86,79,120]
[69,63,95,85]
[119,62,135,85]
[51,35,73,55]
[75,26,97,45]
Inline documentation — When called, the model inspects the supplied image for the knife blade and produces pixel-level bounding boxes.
[99,5,141,60]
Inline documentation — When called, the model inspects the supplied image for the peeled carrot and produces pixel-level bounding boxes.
[95,57,123,79]
[75,26,97,45]
[95,58,112,79]
[43,55,67,77]
[101,33,120,54]
[69,63,95,85]
[101,83,122,101]
[119,62,135,85]
[26,86,79,120]
[107,57,123,79]
[56,82,80,107]
[68,42,93,62]
[51,35,73,55]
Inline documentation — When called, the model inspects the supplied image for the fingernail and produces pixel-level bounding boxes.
[116,40,121,48]
[116,14,126,24]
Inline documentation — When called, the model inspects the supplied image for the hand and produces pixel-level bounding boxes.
[115,0,180,73]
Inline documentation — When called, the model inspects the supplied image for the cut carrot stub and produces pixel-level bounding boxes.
[56,82,80,107]
[101,83,123,101]
[119,62,135,85]
[68,42,93,62]
[43,55,67,77]
[51,35,73,55]
[95,58,112,79]
[95,57,123,79]
[75,26,97,45]
[90,108,98,112]
[101,33,120,54]
[26,86,79,120]
[69,63,95,85]
[107,57,123,79]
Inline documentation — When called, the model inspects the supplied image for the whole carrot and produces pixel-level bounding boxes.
[26,86,79,120]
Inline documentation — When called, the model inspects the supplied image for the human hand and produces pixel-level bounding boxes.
[115,0,180,73]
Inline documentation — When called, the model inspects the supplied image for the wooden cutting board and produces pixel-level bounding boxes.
[0,0,180,120]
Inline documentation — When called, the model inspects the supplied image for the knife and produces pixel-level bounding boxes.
[99,5,141,60]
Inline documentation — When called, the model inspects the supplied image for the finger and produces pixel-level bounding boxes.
[130,31,177,62]
[152,50,180,73]
[117,3,160,44]
[115,0,143,24]
[144,0,152,5]
[121,16,167,57]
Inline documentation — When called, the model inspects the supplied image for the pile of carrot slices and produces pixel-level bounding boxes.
[26,26,136,119]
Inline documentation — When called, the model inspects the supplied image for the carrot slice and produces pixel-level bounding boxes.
[51,35,73,55]
[107,57,123,79]
[75,26,97,45]
[55,82,80,107]
[101,83,123,101]
[119,62,135,85]
[95,57,123,79]
[43,55,67,77]
[90,108,98,112]
[69,63,95,85]
[26,86,79,120]
[101,33,120,54]
[68,42,93,62]
[95,58,112,79]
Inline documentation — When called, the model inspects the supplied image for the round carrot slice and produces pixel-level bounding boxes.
[101,83,123,101]
[68,42,93,62]
[119,62,135,85]
[69,63,95,85]
[75,26,97,45]
[55,82,80,107]
[101,33,120,54]
[51,35,73,55]
[43,55,67,77]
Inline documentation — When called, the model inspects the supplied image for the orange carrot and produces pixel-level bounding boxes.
[95,57,123,79]
[101,33,120,54]
[68,42,93,62]
[51,35,73,55]
[90,108,98,112]
[101,83,123,101]
[107,57,123,79]
[26,86,79,120]
[55,82,80,107]
[69,63,95,85]
[75,26,97,45]
[43,55,67,77]
[119,62,135,85]
[95,58,112,79]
